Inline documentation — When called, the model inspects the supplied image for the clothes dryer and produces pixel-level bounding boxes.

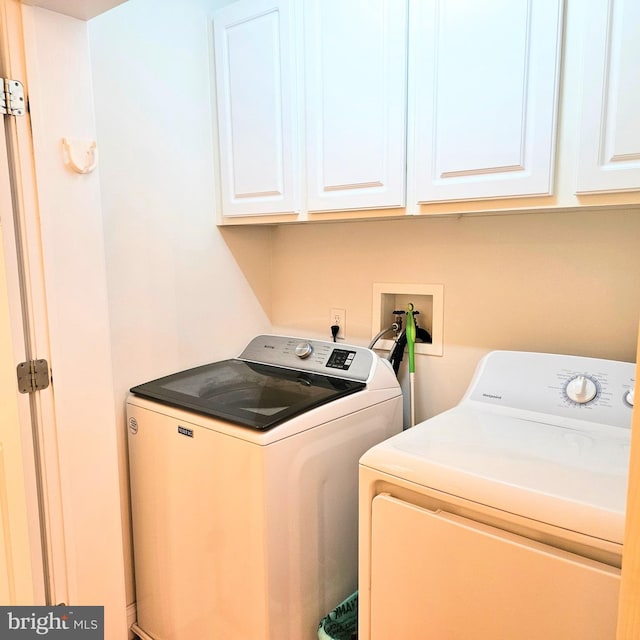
[359,350,635,640]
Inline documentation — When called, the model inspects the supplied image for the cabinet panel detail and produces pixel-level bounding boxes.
[576,0,640,193]
[304,0,407,211]
[213,0,298,216]
[410,0,563,203]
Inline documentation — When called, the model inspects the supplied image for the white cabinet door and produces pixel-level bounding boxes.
[409,0,563,204]
[213,0,298,216]
[304,0,407,211]
[576,0,640,194]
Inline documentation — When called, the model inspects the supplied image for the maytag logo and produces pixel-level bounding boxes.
[178,426,194,438]
[128,417,138,435]
[1,606,103,638]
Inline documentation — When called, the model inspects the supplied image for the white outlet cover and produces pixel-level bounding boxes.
[330,308,346,339]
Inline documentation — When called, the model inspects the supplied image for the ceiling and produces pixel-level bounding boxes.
[21,0,127,20]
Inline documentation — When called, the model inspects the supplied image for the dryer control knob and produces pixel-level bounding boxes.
[626,387,635,407]
[565,375,598,404]
[295,342,313,359]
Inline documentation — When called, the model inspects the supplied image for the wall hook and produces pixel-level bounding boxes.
[62,137,98,174]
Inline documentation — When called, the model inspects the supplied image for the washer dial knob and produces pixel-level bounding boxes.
[294,342,313,359]
[565,375,598,404]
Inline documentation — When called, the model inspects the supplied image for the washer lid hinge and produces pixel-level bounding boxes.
[17,359,50,394]
[1,78,26,116]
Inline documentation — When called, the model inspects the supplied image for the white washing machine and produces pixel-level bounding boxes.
[359,350,635,640]
[126,335,402,640]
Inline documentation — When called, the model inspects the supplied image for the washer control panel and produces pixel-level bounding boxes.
[238,335,374,382]
[467,350,635,428]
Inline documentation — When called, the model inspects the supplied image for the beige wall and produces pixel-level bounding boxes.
[270,209,640,423]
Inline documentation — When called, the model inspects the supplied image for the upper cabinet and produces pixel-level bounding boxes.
[213,0,299,216]
[213,0,640,224]
[304,0,407,211]
[576,0,640,194]
[213,0,408,218]
[408,0,563,203]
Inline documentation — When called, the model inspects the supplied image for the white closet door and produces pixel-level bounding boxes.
[213,0,298,216]
[409,0,563,203]
[576,0,640,194]
[0,122,37,606]
[304,0,407,211]
[369,494,619,640]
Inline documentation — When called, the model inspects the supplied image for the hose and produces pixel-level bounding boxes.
[368,326,395,349]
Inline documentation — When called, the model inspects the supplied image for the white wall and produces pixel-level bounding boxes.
[87,0,272,617]
[21,5,127,637]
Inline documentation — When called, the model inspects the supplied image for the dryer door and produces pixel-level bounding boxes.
[368,494,619,640]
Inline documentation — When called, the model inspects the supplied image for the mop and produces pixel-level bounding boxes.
[406,302,416,428]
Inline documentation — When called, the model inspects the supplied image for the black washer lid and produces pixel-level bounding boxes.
[130,359,365,430]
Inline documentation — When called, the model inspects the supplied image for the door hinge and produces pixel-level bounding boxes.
[17,359,50,394]
[1,78,26,116]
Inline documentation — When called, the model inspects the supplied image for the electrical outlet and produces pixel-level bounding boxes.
[330,308,346,340]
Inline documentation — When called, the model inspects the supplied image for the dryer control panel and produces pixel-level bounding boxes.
[466,350,635,428]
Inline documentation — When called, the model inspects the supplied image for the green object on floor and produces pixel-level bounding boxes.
[318,591,358,640]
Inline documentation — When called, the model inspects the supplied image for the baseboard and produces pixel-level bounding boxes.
[127,603,138,639]
[130,622,155,640]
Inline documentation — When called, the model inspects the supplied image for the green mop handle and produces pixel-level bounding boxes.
[406,303,416,374]
[406,303,416,427]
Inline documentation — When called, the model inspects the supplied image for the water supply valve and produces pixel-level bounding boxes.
[391,310,405,337]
